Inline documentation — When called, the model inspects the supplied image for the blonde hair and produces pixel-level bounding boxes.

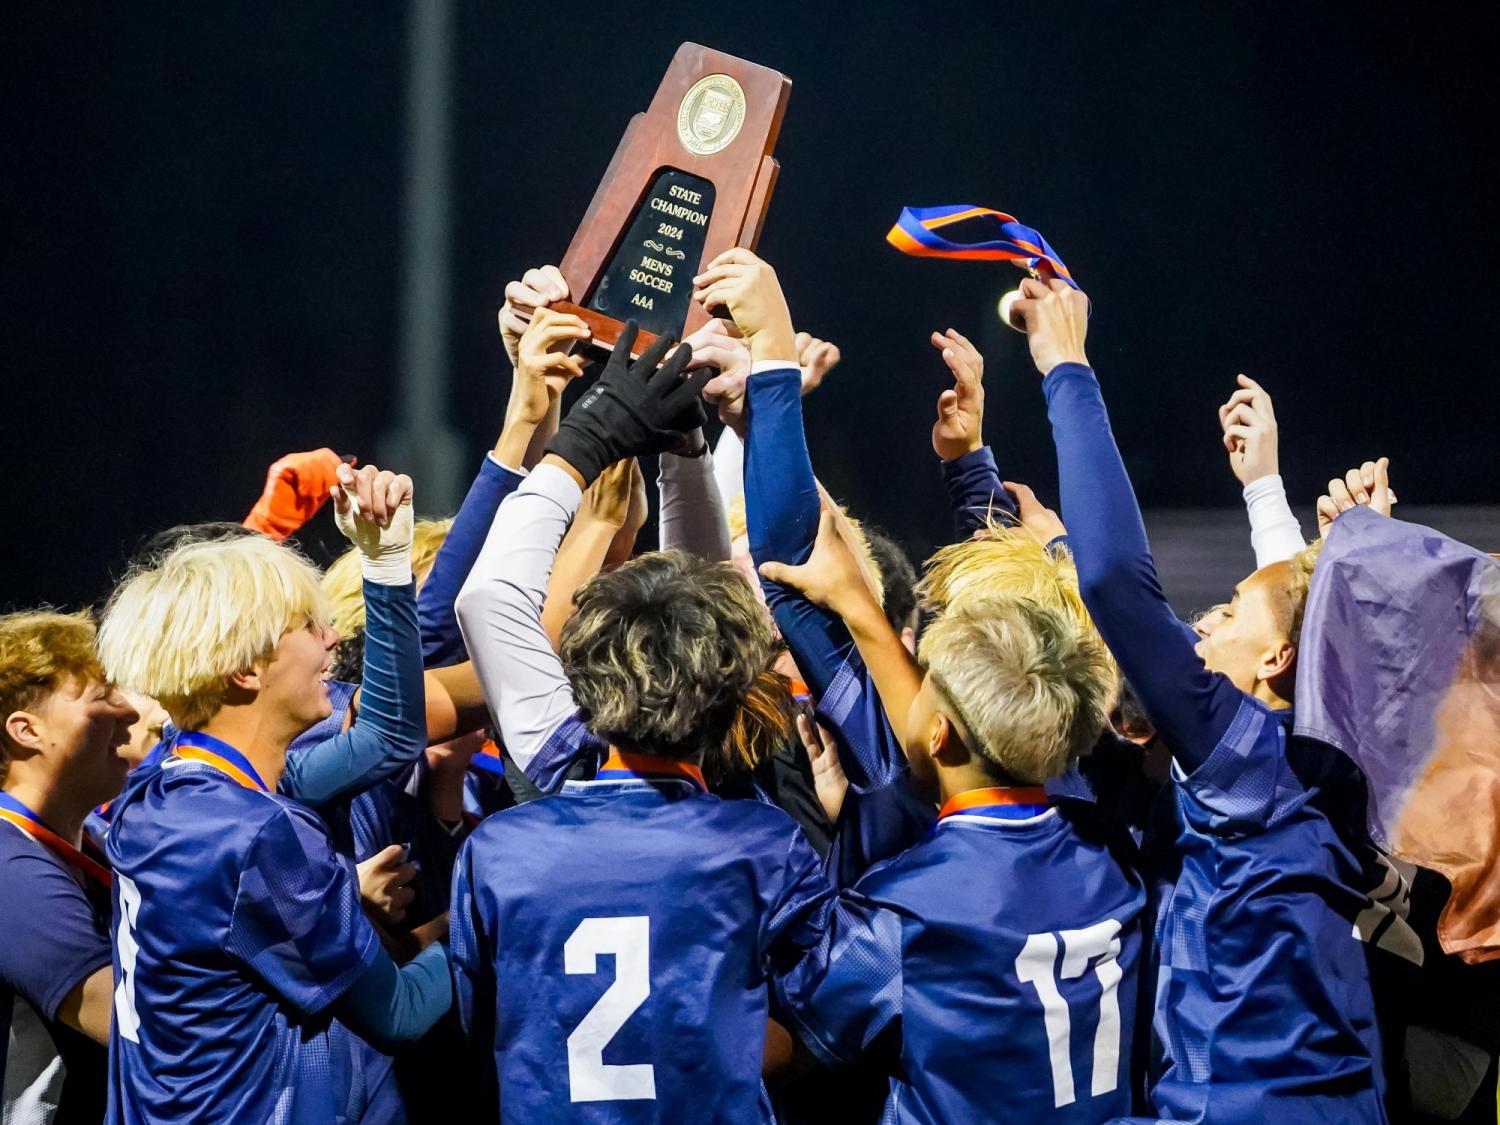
[98,535,328,731]
[1287,538,1323,646]
[0,610,104,778]
[723,494,885,606]
[323,517,452,638]
[919,519,1114,682]
[919,596,1112,784]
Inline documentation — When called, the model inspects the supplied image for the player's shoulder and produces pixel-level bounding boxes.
[0,823,78,895]
[114,758,298,862]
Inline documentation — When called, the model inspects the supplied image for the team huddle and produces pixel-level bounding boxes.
[0,241,1485,1124]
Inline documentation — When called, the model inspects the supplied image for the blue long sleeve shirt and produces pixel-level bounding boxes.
[1042,361,1386,1123]
[744,367,934,882]
[418,455,527,668]
[940,445,1016,540]
[281,579,428,807]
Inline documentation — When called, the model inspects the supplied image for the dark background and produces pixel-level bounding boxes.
[5,1,1497,610]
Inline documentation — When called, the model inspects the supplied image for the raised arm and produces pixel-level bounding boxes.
[1013,278,1241,770]
[419,287,590,666]
[1217,374,1307,568]
[280,463,427,805]
[456,322,707,788]
[455,462,584,782]
[928,327,1020,539]
[696,250,908,794]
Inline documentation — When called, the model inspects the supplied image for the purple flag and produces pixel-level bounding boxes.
[1295,507,1500,962]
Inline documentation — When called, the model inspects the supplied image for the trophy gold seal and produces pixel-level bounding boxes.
[676,74,747,156]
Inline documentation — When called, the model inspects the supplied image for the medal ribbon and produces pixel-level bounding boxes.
[595,751,707,793]
[0,791,113,888]
[173,731,269,793]
[887,205,1077,287]
[938,786,1051,823]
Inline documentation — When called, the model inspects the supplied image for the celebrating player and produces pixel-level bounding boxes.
[451,323,834,1120]
[96,465,451,1122]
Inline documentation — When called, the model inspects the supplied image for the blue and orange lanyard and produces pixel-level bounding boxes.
[172,731,270,793]
[938,786,1052,824]
[0,790,113,888]
[887,204,1077,288]
[594,751,708,793]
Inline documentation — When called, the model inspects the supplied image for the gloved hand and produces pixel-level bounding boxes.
[242,448,347,541]
[544,321,707,487]
[332,462,416,586]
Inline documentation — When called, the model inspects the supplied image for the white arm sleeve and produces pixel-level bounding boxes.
[658,439,732,562]
[1242,473,1307,568]
[712,426,746,510]
[455,463,582,772]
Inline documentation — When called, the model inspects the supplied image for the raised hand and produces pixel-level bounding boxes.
[499,264,570,368]
[1316,458,1396,537]
[512,308,590,426]
[1218,375,1280,486]
[1010,277,1090,376]
[682,318,753,434]
[691,248,796,361]
[1002,480,1068,544]
[795,330,841,396]
[543,322,707,487]
[332,461,416,584]
[930,327,985,461]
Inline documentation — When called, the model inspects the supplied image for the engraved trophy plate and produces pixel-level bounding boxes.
[588,170,716,339]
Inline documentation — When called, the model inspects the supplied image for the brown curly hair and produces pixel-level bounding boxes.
[560,550,775,763]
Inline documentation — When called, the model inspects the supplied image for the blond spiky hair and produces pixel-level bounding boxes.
[918,517,1114,683]
[322,517,452,638]
[98,535,328,731]
[723,494,885,607]
[920,595,1112,783]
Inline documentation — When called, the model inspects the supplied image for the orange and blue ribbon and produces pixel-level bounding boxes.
[595,751,707,792]
[887,205,1077,288]
[173,731,269,793]
[0,791,113,887]
[938,786,1051,823]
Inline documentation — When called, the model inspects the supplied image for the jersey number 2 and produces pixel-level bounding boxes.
[1015,918,1123,1108]
[564,916,655,1103]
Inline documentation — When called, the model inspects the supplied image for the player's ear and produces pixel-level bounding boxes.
[1257,638,1295,684]
[930,713,963,766]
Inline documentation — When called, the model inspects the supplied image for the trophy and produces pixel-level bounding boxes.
[550,42,792,357]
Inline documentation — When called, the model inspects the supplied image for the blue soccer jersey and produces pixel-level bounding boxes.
[449,753,833,1123]
[777,787,1147,1124]
[104,731,384,1124]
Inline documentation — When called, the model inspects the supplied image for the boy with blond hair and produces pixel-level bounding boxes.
[721,247,1146,1121]
[97,464,451,1123]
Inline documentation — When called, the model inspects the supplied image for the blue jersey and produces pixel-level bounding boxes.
[778,788,1146,1123]
[1149,704,1387,1123]
[104,732,384,1124]
[450,753,833,1123]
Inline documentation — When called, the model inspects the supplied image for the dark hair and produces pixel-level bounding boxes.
[560,550,774,762]
[865,527,919,634]
[131,522,260,569]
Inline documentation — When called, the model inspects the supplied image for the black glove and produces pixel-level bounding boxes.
[545,321,708,487]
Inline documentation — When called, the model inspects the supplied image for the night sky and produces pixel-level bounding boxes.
[6,2,1497,610]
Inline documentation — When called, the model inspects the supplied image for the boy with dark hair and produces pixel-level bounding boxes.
[452,325,833,1121]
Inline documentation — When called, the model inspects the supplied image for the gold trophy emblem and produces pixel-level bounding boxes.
[677,74,747,155]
